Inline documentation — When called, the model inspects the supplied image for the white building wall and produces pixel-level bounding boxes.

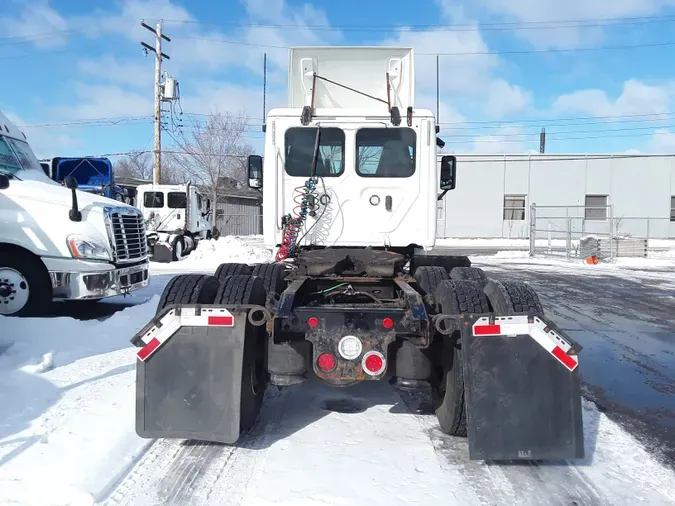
[438,154,675,239]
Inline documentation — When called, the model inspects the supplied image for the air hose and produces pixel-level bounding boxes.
[275,176,319,261]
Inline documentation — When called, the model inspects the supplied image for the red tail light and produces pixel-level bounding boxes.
[382,317,394,329]
[307,316,320,328]
[317,353,336,372]
[362,351,386,376]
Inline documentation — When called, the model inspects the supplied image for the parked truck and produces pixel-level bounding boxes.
[135,182,213,262]
[40,156,132,204]
[0,112,150,316]
[130,47,583,461]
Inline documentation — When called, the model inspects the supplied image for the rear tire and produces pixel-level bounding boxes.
[215,274,267,431]
[450,266,488,288]
[413,266,448,298]
[410,255,471,276]
[171,236,186,261]
[251,263,288,297]
[483,279,544,316]
[432,279,490,437]
[214,263,252,284]
[156,274,219,314]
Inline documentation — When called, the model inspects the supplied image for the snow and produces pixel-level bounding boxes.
[1,234,675,505]
[150,235,273,275]
[0,299,158,506]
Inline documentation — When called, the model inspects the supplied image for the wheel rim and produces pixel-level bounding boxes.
[0,268,30,315]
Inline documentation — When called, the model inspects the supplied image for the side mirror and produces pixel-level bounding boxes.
[0,174,9,190]
[248,155,263,188]
[64,176,78,190]
[440,155,456,190]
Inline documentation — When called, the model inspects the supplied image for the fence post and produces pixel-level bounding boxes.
[566,216,572,260]
[609,204,614,261]
[529,203,536,257]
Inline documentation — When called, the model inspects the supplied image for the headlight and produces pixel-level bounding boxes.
[66,235,111,261]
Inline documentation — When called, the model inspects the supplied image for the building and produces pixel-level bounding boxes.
[437,154,675,239]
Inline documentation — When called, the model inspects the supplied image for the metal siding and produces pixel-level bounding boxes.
[215,198,263,236]
[440,154,675,239]
[442,157,505,237]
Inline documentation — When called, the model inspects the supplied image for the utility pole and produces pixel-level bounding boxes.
[141,21,170,184]
[540,127,546,154]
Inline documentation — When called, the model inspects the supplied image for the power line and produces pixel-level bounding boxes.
[178,35,675,56]
[157,14,675,32]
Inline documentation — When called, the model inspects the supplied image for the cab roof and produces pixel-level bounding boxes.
[0,111,29,142]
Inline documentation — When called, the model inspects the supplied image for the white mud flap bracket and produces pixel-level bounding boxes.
[461,314,584,461]
[130,304,249,444]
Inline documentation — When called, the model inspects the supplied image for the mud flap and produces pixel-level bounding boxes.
[152,242,173,263]
[131,304,247,444]
[461,314,584,461]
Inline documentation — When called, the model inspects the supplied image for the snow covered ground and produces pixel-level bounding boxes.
[1,235,674,506]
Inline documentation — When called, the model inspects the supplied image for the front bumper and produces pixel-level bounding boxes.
[50,260,150,300]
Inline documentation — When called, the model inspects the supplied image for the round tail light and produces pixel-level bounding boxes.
[382,317,394,329]
[362,351,386,376]
[317,353,336,372]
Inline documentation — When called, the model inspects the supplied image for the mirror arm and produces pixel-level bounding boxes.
[437,189,450,201]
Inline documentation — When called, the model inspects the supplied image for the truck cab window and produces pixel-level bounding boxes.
[356,128,416,178]
[284,127,345,177]
[0,136,21,175]
[144,191,164,208]
[168,192,187,209]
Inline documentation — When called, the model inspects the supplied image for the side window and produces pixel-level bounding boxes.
[168,192,187,209]
[143,191,164,208]
[196,193,203,210]
[0,137,21,175]
[356,128,416,178]
[284,127,345,177]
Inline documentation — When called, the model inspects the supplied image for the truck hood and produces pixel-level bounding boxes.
[8,178,137,215]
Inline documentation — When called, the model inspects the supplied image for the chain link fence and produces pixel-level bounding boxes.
[528,204,672,260]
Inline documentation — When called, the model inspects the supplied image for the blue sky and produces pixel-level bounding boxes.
[3,0,675,160]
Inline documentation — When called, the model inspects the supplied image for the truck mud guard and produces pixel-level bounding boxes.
[130,304,267,444]
[460,314,584,461]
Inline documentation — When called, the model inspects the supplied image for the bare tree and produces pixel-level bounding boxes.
[114,150,152,180]
[170,109,253,209]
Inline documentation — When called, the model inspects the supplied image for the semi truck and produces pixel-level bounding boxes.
[130,47,583,461]
[0,111,150,317]
[40,156,132,203]
[135,182,213,262]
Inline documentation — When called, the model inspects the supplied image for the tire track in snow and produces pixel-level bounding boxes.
[102,388,287,506]
[394,387,610,506]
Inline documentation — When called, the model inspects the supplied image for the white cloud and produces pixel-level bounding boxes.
[5,111,83,158]
[485,79,532,119]
[0,1,68,49]
[552,79,672,117]
[77,56,151,88]
[456,0,675,49]
[470,125,534,154]
[52,84,153,120]
[649,129,675,153]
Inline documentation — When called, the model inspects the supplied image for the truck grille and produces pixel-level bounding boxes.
[108,209,148,263]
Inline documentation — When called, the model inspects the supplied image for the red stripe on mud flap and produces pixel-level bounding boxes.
[551,346,578,371]
[474,324,501,335]
[208,315,234,326]
[137,337,161,361]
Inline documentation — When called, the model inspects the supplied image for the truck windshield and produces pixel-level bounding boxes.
[356,128,416,177]
[0,136,22,176]
[284,127,345,177]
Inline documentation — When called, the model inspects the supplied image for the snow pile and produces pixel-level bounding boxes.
[0,298,158,506]
[151,235,273,274]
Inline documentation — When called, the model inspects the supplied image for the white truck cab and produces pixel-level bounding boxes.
[0,111,150,316]
[247,47,455,257]
[136,182,212,262]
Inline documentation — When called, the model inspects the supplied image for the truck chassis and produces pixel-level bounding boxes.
[131,248,584,461]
